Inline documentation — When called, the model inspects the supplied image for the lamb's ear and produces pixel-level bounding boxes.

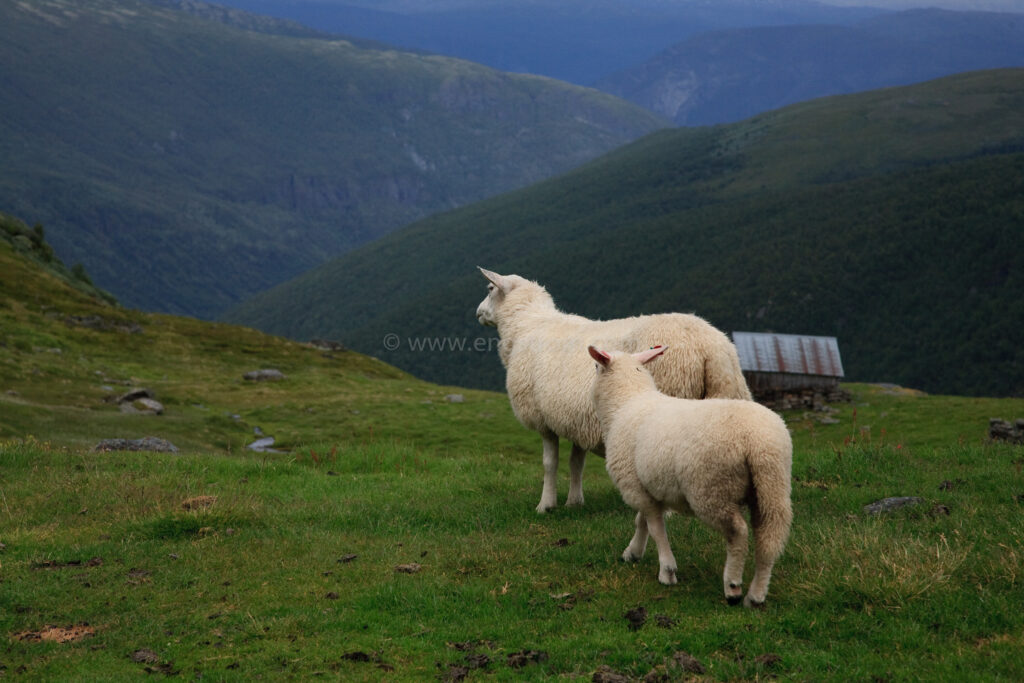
[588,345,611,367]
[634,345,667,365]
[478,267,511,293]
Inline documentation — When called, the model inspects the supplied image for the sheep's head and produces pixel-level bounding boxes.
[476,267,509,327]
[476,267,548,328]
[588,345,667,400]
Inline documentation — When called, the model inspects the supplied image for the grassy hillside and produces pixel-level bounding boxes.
[0,0,666,319]
[0,213,117,307]
[223,69,1024,398]
[0,213,500,456]
[3,210,1024,680]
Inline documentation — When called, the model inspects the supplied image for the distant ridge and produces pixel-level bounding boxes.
[597,9,1024,124]
[223,69,1024,398]
[219,0,882,86]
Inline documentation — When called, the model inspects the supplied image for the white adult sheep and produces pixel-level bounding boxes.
[587,344,792,608]
[475,268,751,513]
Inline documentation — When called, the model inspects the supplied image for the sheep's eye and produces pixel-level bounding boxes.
[487,284,495,292]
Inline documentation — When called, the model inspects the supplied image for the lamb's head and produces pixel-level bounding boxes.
[475,267,552,328]
[588,345,667,414]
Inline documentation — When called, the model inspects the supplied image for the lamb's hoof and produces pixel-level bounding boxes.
[536,500,556,514]
[743,595,766,610]
[621,550,641,563]
[565,497,584,507]
[658,567,678,585]
[727,595,743,606]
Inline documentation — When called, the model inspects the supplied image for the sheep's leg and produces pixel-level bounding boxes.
[566,443,586,507]
[536,431,560,513]
[645,508,678,586]
[622,510,649,562]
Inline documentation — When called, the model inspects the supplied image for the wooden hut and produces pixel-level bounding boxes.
[731,332,848,410]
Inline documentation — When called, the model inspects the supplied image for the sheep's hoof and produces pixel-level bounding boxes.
[726,582,744,605]
[535,502,555,514]
[658,567,678,585]
[565,497,584,507]
[621,550,641,563]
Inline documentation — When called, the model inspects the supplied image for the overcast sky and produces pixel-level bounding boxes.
[819,0,1023,10]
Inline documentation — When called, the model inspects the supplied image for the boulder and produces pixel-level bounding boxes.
[120,397,164,415]
[863,496,923,515]
[115,388,154,403]
[989,418,1024,445]
[93,437,179,453]
[247,436,285,453]
[243,369,285,382]
[310,339,346,351]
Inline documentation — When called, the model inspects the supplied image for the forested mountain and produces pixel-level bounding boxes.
[223,69,1024,398]
[0,0,666,317]
[597,9,1024,124]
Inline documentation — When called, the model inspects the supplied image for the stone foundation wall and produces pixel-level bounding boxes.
[753,386,852,412]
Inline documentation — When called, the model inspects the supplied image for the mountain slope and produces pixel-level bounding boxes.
[219,0,882,86]
[0,0,666,318]
[597,9,1024,125]
[222,69,1024,398]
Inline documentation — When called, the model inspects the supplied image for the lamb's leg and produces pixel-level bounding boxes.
[745,495,791,608]
[721,510,749,606]
[622,510,649,562]
[536,431,559,513]
[694,502,748,605]
[745,554,775,609]
[645,508,678,585]
[566,443,586,507]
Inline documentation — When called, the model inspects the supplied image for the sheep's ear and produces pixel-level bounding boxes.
[588,345,611,367]
[634,345,667,365]
[478,267,511,293]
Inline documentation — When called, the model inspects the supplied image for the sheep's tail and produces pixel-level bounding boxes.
[745,430,793,604]
[702,342,753,401]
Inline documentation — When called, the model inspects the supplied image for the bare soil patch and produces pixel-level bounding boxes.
[13,623,95,643]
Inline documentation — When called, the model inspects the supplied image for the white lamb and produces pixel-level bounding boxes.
[476,268,751,513]
[588,344,792,607]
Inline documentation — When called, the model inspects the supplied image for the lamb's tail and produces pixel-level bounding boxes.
[745,427,793,606]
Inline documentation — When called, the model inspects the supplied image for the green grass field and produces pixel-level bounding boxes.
[4,386,1024,679]
[2,237,1024,680]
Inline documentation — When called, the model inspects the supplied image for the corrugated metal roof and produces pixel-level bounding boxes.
[732,332,844,378]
